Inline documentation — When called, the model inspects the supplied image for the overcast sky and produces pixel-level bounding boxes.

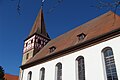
[0,0,120,75]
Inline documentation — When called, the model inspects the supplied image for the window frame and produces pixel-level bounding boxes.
[39,67,45,80]
[55,62,62,80]
[26,53,29,60]
[77,33,86,41]
[76,56,85,80]
[27,71,32,80]
[102,47,118,80]
[49,46,56,53]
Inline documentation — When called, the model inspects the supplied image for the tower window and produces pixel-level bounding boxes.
[26,43,28,47]
[102,47,118,80]
[31,39,33,43]
[26,53,29,60]
[49,46,56,53]
[77,33,86,41]
[38,39,41,44]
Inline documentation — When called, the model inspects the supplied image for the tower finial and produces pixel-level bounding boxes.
[41,0,45,8]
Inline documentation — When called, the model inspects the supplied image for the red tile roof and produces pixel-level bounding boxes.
[22,11,120,68]
[5,74,18,80]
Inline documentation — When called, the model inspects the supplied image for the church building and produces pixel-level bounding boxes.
[19,6,120,80]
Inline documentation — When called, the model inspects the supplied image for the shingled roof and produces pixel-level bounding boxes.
[28,7,49,38]
[21,11,120,69]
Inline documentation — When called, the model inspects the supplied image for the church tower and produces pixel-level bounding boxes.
[22,7,50,65]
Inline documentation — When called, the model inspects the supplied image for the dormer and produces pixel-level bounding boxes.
[77,33,86,41]
[49,46,56,53]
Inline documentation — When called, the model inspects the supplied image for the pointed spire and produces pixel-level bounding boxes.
[29,7,50,38]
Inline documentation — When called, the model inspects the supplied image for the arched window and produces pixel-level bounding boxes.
[55,62,62,80]
[76,56,85,80]
[27,71,32,80]
[102,47,118,80]
[39,67,45,80]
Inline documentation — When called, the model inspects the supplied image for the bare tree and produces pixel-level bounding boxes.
[47,0,63,13]
[17,0,21,15]
[94,0,120,13]
[93,0,120,25]
[14,0,63,15]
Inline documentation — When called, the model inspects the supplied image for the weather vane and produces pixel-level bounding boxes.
[41,0,45,7]
[16,0,63,15]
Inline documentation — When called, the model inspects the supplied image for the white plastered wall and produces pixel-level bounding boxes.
[22,36,120,80]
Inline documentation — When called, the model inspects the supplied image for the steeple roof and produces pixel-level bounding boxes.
[29,7,50,38]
